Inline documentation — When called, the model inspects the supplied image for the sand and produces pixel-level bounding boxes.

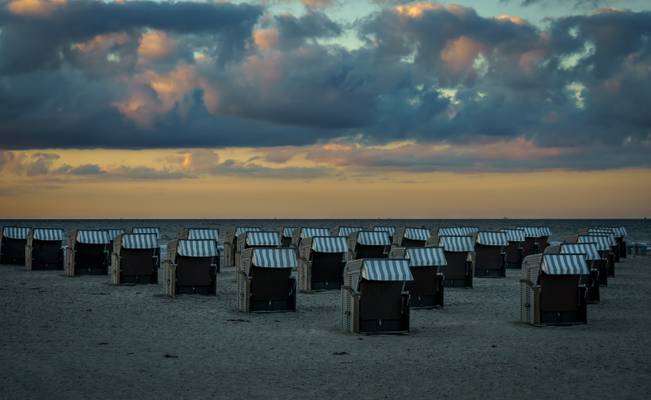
[2,257,651,400]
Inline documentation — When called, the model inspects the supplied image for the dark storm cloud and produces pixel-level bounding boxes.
[0,1,650,171]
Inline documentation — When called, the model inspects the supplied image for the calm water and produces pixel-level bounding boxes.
[1,219,650,243]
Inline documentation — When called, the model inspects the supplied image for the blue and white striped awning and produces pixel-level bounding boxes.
[300,227,330,239]
[311,236,348,253]
[578,235,612,251]
[177,239,218,257]
[107,229,125,239]
[188,228,219,240]
[404,228,431,241]
[33,228,64,242]
[282,227,297,238]
[235,227,261,236]
[361,259,414,281]
[133,227,160,238]
[538,227,552,236]
[2,226,30,240]
[561,243,600,261]
[406,247,447,267]
[357,231,391,246]
[337,226,363,237]
[76,230,110,245]
[439,236,475,252]
[518,227,545,238]
[586,233,616,246]
[373,226,395,236]
[121,234,158,249]
[501,229,526,242]
[245,231,280,246]
[477,231,508,247]
[252,248,297,268]
[541,254,589,275]
[612,227,627,237]
[438,227,469,237]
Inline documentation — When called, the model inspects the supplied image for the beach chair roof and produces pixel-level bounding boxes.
[439,235,475,252]
[122,234,158,249]
[361,259,413,282]
[406,247,447,267]
[188,228,219,240]
[76,230,110,245]
[612,227,627,237]
[357,231,391,246]
[107,229,125,239]
[33,228,64,242]
[438,226,478,236]
[282,227,298,238]
[403,227,431,241]
[252,248,297,268]
[373,226,395,235]
[477,231,508,247]
[561,243,600,261]
[541,254,588,275]
[311,236,348,253]
[177,239,218,257]
[235,227,261,236]
[336,226,363,237]
[133,227,160,238]
[501,228,526,242]
[518,226,546,238]
[245,231,280,246]
[2,226,30,240]
[299,227,330,239]
[578,235,615,250]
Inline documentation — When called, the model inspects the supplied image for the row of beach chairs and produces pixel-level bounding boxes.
[0,224,629,333]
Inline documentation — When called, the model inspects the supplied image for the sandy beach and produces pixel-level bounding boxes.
[2,256,650,400]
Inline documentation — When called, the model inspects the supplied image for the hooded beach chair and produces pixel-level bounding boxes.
[520,254,588,326]
[348,231,391,259]
[394,227,431,248]
[612,227,628,259]
[65,230,111,276]
[238,248,297,312]
[26,228,64,270]
[331,226,364,237]
[182,228,220,271]
[1,226,30,266]
[373,226,395,242]
[438,235,475,288]
[341,259,413,334]
[518,227,548,257]
[578,234,616,278]
[298,236,349,291]
[588,228,623,262]
[501,228,526,268]
[110,233,159,285]
[165,239,218,296]
[474,231,508,278]
[292,227,330,248]
[437,227,479,238]
[224,227,261,267]
[280,227,298,247]
[236,231,281,270]
[391,247,447,308]
[560,243,602,303]
[132,227,160,237]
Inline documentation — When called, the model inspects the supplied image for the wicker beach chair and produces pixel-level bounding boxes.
[223,227,261,267]
[501,228,526,268]
[341,259,413,334]
[238,248,297,312]
[26,228,64,270]
[373,226,395,243]
[348,231,391,259]
[578,234,617,279]
[164,239,218,296]
[438,235,475,288]
[65,230,111,276]
[110,233,159,285]
[393,227,431,248]
[1,226,30,266]
[560,243,602,303]
[298,236,349,291]
[474,231,508,278]
[391,247,447,308]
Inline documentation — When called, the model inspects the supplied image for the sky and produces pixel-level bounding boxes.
[0,0,650,218]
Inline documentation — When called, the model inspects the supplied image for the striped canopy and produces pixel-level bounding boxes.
[76,230,110,245]
[235,227,261,236]
[252,248,297,268]
[586,233,617,246]
[477,231,508,247]
[188,228,219,240]
[311,236,348,253]
[561,243,601,261]
[361,259,414,281]
[177,240,218,257]
[337,226,363,237]
[133,227,160,238]
[577,235,613,251]
[2,226,30,240]
[591,227,627,239]
[541,254,589,275]
[439,235,474,252]
[282,227,297,238]
[518,227,545,238]
[33,228,64,242]
[406,247,447,267]
[245,231,280,246]
[438,227,468,237]
[373,226,395,235]
[122,234,158,249]
[357,231,391,246]
[404,228,431,241]
[300,227,330,239]
[612,227,627,237]
[501,228,526,242]
[107,229,125,239]
[538,227,553,236]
